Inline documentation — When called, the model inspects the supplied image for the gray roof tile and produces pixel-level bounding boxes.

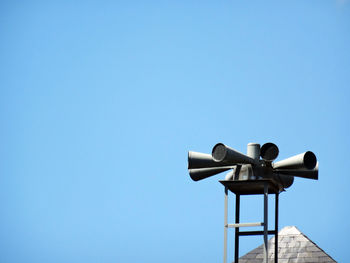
[238,226,336,263]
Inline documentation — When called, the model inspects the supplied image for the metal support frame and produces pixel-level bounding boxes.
[223,183,279,263]
[235,194,240,262]
[263,183,268,263]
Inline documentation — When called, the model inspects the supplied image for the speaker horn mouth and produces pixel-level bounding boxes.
[260,142,279,161]
[212,143,227,162]
[304,151,317,169]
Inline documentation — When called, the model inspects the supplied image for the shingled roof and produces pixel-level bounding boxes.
[238,226,336,263]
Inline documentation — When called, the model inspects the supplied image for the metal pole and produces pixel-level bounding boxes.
[263,183,268,263]
[275,193,279,263]
[234,194,240,263]
[224,187,228,263]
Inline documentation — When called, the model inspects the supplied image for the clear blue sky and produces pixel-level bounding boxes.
[1,1,349,262]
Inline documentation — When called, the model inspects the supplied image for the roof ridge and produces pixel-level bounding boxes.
[297,229,337,262]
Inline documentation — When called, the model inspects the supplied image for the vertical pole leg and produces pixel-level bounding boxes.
[263,183,268,263]
[234,194,240,263]
[224,187,228,263]
[275,193,279,263]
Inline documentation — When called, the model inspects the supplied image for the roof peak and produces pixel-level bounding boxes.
[279,225,302,235]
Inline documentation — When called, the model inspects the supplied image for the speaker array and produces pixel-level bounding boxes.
[188,142,318,190]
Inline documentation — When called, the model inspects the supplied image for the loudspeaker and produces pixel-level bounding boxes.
[260,143,279,161]
[189,167,233,181]
[212,143,258,165]
[274,163,318,180]
[188,151,228,169]
[273,151,317,170]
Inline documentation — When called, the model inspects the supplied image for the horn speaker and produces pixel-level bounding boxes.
[212,143,258,165]
[273,151,317,170]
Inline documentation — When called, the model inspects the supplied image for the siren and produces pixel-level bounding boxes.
[274,162,318,180]
[260,143,279,161]
[188,151,234,181]
[212,143,258,165]
[188,151,230,169]
[273,151,317,170]
[187,143,318,190]
[189,167,233,181]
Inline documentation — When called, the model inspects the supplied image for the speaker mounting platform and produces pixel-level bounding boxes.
[219,179,281,195]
